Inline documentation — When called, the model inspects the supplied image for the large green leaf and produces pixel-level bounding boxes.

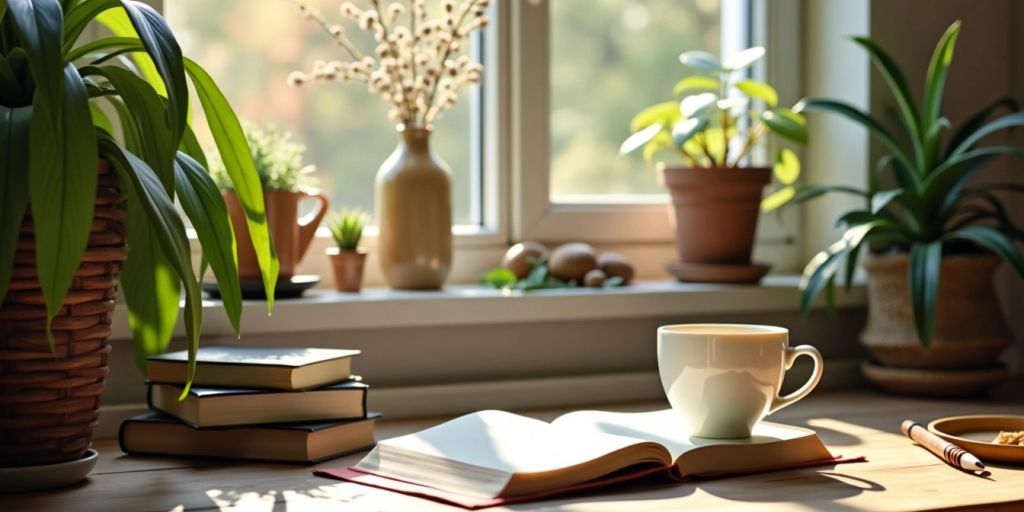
[65,35,140,62]
[7,0,63,118]
[908,241,941,349]
[761,108,807,145]
[629,101,680,132]
[174,152,242,335]
[947,112,1024,159]
[179,124,207,168]
[944,226,1024,279]
[853,35,924,170]
[945,97,1018,158]
[679,50,723,72]
[926,146,1024,218]
[673,75,718,96]
[735,79,778,108]
[619,123,661,156]
[121,173,180,372]
[100,136,201,397]
[28,64,98,347]
[798,99,919,189]
[773,148,799,185]
[0,105,30,301]
[800,223,878,315]
[62,0,119,51]
[185,59,278,308]
[80,65,175,192]
[922,22,960,146]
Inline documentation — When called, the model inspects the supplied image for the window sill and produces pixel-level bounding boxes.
[109,276,867,340]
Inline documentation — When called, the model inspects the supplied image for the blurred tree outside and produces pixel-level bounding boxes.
[550,0,721,198]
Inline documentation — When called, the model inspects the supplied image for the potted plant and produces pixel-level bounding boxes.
[0,0,275,483]
[286,0,490,290]
[212,123,328,296]
[327,209,369,292]
[621,46,808,283]
[767,21,1024,396]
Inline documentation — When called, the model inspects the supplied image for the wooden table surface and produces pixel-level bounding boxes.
[7,389,1024,511]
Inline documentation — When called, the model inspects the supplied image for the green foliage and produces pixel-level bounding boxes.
[328,209,368,251]
[621,45,807,173]
[0,0,278,396]
[480,258,624,292]
[773,21,1024,349]
[211,122,318,193]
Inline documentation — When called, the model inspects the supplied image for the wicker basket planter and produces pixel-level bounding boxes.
[0,160,126,468]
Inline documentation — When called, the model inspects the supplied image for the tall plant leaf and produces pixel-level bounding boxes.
[7,0,63,118]
[174,152,242,335]
[62,0,118,51]
[945,97,1019,157]
[922,22,959,143]
[0,105,30,301]
[185,59,278,307]
[908,241,941,349]
[945,226,1024,279]
[946,112,1024,159]
[800,223,877,315]
[853,36,924,171]
[100,136,201,396]
[29,64,98,347]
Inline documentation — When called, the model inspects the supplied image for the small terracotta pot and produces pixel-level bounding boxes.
[860,252,1011,369]
[225,190,329,281]
[661,166,770,265]
[328,248,368,292]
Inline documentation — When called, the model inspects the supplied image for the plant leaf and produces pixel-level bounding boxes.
[773,148,799,185]
[673,75,719,96]
[922,22,960,139]
[762,108,807,145]
[184,58,278,308]
[174,152,241,335]
[723,46,765,71]
[908,241,941,349]
[671,117,708,148]
[619,123,662,156]
[0,105,31,301]
[735,79,778,108]
[944,225,1024,279]
[481,267,516,289]
[947,112,1024,159]
[679,50,723,72]
[100,136,202,397]
[853,35,923,168]
[800,223,877,315]
[680,92,717,118]
[761,186,795,212]
[629,101,679,134]
[945,97,1019,158]
[870,188,903,214]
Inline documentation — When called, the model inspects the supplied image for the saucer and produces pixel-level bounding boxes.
[929,415,1024,464]
[665,261,771,284]
[861,361,1009,397]
[0,449,98,493]
[203,275,320,300]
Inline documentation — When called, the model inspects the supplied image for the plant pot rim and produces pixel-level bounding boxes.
[327,247,368,256]
[658,164,771,173]
[862,250,1000,268]
[660,165,771,187]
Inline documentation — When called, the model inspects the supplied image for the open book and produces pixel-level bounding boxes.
[316,409,860,509]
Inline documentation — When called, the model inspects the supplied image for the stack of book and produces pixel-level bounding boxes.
[119,346,380,464]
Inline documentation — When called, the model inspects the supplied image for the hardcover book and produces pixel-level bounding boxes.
[120,412,381,464]
[146,346,360,390]
[148,379,368,427]
[316,409,862,509]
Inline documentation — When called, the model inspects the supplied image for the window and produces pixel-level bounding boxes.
[549,0,724,200]
[165,0,484,227]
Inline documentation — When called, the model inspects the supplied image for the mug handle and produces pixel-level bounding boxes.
[769,345,824,414]
[296,192,329,262]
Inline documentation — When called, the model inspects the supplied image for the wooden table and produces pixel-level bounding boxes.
[7,390,1024,511]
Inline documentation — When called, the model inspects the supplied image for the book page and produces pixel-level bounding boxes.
[372,410,653,474]
[553,409,815,461]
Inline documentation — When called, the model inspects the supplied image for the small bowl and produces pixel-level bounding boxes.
[928,415,1024,464]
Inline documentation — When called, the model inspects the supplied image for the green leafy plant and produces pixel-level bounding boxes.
[211,122,317,193]
[0,0,279,394]
[620,46,807,187]
[765,21,1024,348]
[480,259,623,291]
[328,209,368,251]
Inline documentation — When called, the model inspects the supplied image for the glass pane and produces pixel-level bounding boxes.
[166,0,479,226]
[549,0,722,198]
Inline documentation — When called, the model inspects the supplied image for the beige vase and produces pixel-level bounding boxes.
[375,126,452,290]
[860,252,1011,369]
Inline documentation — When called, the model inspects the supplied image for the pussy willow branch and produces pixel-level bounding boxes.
[371,0,415,125]
[424,0,480,124]
[285,0,364,60]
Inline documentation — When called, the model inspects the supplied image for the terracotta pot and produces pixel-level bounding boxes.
[375,126,452,290]
[225,190,328,281]
[1,160,123,468]
[860,252,1011,369]
[661,166,770,265]
[328,248,367,292]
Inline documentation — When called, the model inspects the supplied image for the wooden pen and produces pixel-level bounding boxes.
[901,419,985,472]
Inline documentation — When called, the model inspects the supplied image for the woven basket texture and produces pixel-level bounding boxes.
[0,160,125,467]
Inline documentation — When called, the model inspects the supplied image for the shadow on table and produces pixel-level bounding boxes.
[695,469,885,509]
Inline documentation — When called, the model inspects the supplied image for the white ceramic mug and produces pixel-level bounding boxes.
[657,324,823,439]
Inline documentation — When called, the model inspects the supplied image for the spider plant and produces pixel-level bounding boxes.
[328,209,368,252]
[766,21,1024,348]
[0,0,279,394]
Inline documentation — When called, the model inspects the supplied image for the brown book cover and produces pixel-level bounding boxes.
[146,346,360,390]
[147,379,368,427]
[120,412,381,464]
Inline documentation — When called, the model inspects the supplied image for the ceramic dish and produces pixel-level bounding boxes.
[664,261,771,284]
[0,448,98,493]
[928,415,1024,464]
